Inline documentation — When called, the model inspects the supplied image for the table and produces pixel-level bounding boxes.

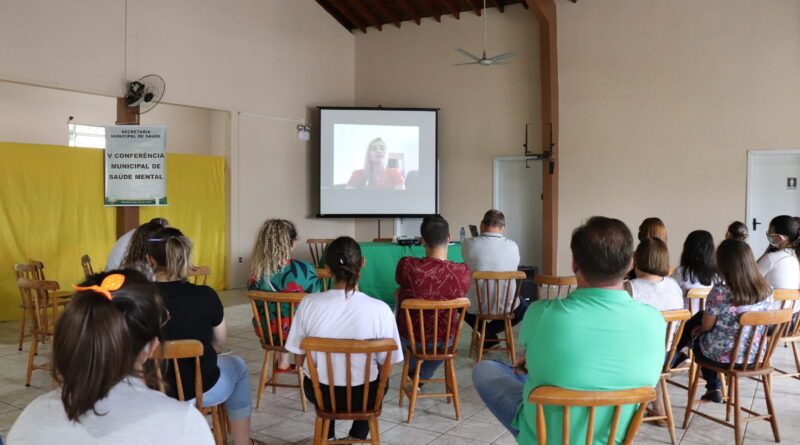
[356,242,464,309]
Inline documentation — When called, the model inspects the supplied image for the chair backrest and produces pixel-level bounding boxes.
[300,337,395,416]
[81,254,94,277]
[472,271,526,316]
[774,289,800,338]
[372,238,392,242]
[534,274,577,300]
[316,267,332,291]
[187,266,211,285]
[247,290,306,348]
[16,277,60,332]
[728,309,793,370]
[14,263,38,280]
[528,385,656,445]
[660,309,691,373]
[400,298,470,358]
[28,260,47,280]
[152,339,204,407]
[686,287,712,312]
[307,239,334,267]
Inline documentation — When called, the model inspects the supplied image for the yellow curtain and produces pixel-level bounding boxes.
[0,142,226,321]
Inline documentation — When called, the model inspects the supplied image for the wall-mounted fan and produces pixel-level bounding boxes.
[125,74,165,114]
[454,0,518,66]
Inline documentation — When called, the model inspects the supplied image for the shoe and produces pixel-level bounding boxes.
[701,389,723,403]
[275,364,297,374]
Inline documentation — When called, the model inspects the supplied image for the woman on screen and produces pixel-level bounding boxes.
[346,137,405,190]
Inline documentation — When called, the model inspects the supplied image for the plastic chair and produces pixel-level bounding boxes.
[469,271,526,363]
[248,290,307,411]
[301,337,396,445]
[398,297,470,422]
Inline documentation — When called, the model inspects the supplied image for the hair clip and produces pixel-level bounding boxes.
[72,273,126,300]
[337,256,346,265]
[147,238,165,242]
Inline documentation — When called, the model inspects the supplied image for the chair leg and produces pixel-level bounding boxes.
[725,373,734,423]
[26,332,38,387]
[444,359,451,404]
[407,361,422,423]
[720,373,728,399]
[447,358,461,420]
[17,308,26,351]
[763,374,781,442]
[682,361,702,429]
[211,407,224,445]
[732,376,743,445]
[313,417,324,445]
[792,343,800,380]
[368,416,380,445]
[660,376,677,445]
[469,319,478,359]
[256,350,271,408]
[399,355,410,406]
[321,419,331,445]
[505,319,516,364]
[477,320,487,362]
[296,364,307,412]
[270,352,279,394]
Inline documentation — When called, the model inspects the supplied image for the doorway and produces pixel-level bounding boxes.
[746,149,800,255]
[493,156,543,269]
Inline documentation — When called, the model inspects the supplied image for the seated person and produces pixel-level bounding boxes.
[118,219,168,279]
[725,221,748,242]
[105,217,168,271]
[8,270,214,445]
[676,239,774,403]
[461,209,525,343]
[395,215,471,385]
[285,237,403,443]
[472,216,665,443]
[346,138,404,190]
[147,228,266,445]
[248,219,320,372]
[628,237,684,311]
[672,230,717,313]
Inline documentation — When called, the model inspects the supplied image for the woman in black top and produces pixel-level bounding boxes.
[147,227,266,445]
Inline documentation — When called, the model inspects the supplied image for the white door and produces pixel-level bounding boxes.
[493,157,543,269]
[746,150,800,256]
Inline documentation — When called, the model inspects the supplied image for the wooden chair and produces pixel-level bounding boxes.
[16,277,60,386]
[686,287,712,313]
[81,254,94,277]
[248,290,307,410]
[528,385,656,445]
[772,289,800,380]
[372,238,392,242]
[316,268,332,291]
[666,287,715,392]
[301,337,396,445]
[469,271,526,363]
[534,274,577,300]
[682,309,793,445]
[14,264,68,352]
[307,239,334,267]
[398,297,470,423]
[188,266,211,285]
[642,309,690,445]
[29,259,75,301]
[153,339,228,445]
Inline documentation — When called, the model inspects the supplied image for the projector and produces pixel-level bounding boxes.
[396,236,421,246]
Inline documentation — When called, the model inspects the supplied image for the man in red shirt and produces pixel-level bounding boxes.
[395,215,471,384]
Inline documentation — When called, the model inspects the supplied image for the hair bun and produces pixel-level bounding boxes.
[337,256,347,265]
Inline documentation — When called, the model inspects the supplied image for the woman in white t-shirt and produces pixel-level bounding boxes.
[758,216,800,316]
[285,236,403,443]
[672,230,717,314]
[8,270,214,445]
[628,238,684,312]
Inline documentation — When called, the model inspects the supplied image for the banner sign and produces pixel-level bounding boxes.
[104,125,167,206]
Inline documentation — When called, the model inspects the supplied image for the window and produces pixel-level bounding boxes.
[68,124,106,149]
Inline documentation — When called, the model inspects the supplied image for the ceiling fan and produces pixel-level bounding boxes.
[454,0,519,66]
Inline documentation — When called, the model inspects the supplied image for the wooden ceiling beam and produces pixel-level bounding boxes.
[396,0,422,25]
[372,1,402,28]
[327,0,368,33]
[315,0,356,31]
[464,0,483,16]
[351,0,382,30]
[440,0,460,19]
[420,0,442,22]
[495,0,505,13]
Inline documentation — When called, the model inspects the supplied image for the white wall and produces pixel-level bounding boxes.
[0,0,357,287]
[555,0,800,273]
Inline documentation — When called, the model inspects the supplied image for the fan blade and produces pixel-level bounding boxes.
[492,62,510,65]
[455,48,481,61]
[452,62,479,66]
[489,51,519,62]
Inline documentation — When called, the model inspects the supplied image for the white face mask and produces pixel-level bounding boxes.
[767,233,784,248]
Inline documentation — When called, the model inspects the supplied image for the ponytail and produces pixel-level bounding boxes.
[147,227,193,281]
[325,237,362,297]
[768,215,800,260]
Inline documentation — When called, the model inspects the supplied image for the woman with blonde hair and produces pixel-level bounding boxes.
[345,137,405,190]
[147,227,266,445]
[249,219,320,372]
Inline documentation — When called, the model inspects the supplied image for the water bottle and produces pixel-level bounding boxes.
[460,227,465,242]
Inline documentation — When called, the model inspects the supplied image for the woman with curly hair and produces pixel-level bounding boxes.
[249,219,320,372]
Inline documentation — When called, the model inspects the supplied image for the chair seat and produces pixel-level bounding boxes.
[314,409,383,421]
[473,313,514,321]
[407,352,459,361]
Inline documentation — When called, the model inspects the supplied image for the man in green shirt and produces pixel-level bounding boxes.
[472,216,665,444]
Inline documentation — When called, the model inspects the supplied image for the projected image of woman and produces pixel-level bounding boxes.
[346,137,404,190]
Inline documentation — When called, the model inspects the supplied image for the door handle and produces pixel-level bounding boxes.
[752,218,762,231]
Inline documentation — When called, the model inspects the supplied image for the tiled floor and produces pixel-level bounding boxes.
[1,289,799,444]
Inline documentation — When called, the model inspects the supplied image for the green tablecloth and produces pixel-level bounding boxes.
[327,242,464,310]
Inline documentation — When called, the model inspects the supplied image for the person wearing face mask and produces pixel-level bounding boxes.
[757,215,800,293]
[345,137,405,190]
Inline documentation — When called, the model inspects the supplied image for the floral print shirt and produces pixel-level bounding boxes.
[698,284,774,364]
[248,259,320,340]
